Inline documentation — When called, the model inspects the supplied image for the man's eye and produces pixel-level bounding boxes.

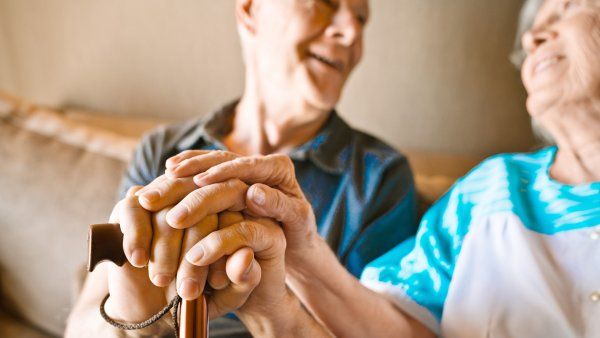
[357,14,368,25]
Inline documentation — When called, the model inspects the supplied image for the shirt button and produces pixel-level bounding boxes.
[590,292,600,303]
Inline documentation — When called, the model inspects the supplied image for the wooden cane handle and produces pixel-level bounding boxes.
[87,223,208,337]
[88,223,127,272]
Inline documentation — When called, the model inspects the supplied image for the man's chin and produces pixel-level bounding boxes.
[304,88,342,112]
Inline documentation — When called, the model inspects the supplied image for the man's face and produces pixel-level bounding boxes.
[249,0,369,110]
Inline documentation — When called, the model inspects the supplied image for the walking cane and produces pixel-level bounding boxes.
[88,223,208,338]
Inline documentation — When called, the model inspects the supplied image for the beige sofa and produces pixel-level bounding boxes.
[0,92,483,337]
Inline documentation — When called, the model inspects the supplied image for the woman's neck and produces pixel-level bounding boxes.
[545,96,600,185]
[224,90,331,156]
[551,142,600,185]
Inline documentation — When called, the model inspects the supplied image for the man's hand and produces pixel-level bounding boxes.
[137,151,319,263]
[102,188,264,324]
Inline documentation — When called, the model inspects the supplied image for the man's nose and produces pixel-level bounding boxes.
[325,5,363,47]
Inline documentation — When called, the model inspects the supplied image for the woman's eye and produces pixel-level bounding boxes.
[561,0,579,14]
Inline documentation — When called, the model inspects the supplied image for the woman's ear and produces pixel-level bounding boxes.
[235,0,257,36]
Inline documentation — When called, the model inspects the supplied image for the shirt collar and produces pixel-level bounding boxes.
[175,100,352,175]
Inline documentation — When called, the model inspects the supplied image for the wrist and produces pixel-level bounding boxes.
[103,295,173,337]
[237,290,300,337]
[286,232,327,275]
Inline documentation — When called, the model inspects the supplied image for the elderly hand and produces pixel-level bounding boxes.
[103,187,263,324]
[137,150,319,263]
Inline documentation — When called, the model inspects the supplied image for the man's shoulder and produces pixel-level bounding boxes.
[139,117,208,154]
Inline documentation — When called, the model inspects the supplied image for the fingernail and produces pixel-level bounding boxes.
[140,190,160,203]
[251,187,266,206]
[243,260,254,277]
[168,206,188,224]
[131,248,147,267]
[165,158,180,169]
[194,173,208,185]
[152,274,173,287]
[185,245,204,265]
[178,278,199,299]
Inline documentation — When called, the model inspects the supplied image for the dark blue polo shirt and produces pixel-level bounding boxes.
[119,100,418,336]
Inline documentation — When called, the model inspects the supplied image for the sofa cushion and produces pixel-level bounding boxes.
[0,308,50,338]
[0,118,128,336]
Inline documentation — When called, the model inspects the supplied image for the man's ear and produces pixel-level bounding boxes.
[235,0,257,36]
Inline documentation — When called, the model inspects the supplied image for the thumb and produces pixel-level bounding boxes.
[245,184,311,232]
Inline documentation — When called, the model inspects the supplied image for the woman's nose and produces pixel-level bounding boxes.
[522,27,557,54]
[325,6,362,46]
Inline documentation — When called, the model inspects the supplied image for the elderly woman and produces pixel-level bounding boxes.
[66,0,417,337]
[138,0,599,336]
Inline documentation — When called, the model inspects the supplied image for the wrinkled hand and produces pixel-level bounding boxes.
[104,187,263,323]
[136,150,319,261]
[183,213,289,319]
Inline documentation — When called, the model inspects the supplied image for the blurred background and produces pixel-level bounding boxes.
[0,1,536,337]
[0,0,535,155]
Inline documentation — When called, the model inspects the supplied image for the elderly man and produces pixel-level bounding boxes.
[66,0,417,337]
[130,0,600,336]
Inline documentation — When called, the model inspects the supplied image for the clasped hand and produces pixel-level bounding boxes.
[106,151,317,322]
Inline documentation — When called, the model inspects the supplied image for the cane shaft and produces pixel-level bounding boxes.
[88,223,208,337]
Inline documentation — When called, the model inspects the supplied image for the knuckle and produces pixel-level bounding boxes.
[187,189,208,208]
[180,150,195,157]
[227,178,248,191]
[238,156,257,167]
[235,222,258,244]
[204,231,226,253]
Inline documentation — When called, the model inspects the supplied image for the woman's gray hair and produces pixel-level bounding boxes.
[511,0,557,145]
[510,0,546,68]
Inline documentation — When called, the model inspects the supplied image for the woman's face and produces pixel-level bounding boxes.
[249,0,369,110]
[521,0,600,117]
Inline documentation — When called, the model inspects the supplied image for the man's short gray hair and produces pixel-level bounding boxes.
[510,0,545,68]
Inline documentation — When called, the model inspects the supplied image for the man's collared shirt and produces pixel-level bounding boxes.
[119,101,418,336]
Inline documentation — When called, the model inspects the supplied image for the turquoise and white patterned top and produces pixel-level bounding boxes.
[361,147,600,337]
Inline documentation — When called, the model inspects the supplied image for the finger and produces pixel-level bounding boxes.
[165,151,239,179]
[118,186,152,268]
[176,215,218,300]
[207,248,260,319]
[133,175,168,196]
[206,211,244,290]
[245,184,312,232]
[148,208,184,287]
[207,257,230,290]
[193,154,302,197]
[135,176,198,212]
[185,220,285,267]
[165,150,211,169]
[218,211,245,227]
[166,179,248,229]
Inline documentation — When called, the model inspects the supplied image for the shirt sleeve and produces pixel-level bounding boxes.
[344,156,419,277]
[359,182,471,335]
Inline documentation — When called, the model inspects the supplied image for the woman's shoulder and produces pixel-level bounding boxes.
[457,147,555,186]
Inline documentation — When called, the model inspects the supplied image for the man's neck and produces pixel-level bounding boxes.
[224,87,331,156]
